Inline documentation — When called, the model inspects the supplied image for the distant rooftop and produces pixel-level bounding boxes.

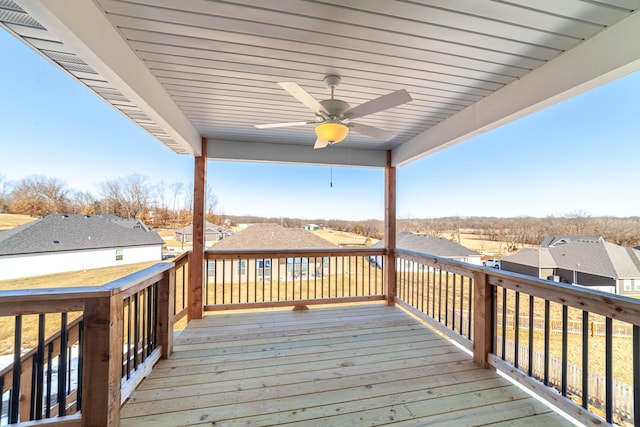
[503,237,640,279]
[211,223,336,250]
[0,214,163,256]
[373,232,479,258]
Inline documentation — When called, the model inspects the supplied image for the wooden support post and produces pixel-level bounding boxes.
[158,268,175,359]
[473,271,493,368]
[189,137,207,321]
[82,296,123,427]
[384,151,397,306]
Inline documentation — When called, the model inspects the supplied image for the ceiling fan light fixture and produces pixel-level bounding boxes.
[315,121,349,143]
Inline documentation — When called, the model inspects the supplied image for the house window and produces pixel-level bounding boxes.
[257,259,271,281]
[285,258,310,278]
[115,249,123,261]
[623,279,632,291]
[237,260,246,276]
[635,280,640,291]
[207,261,215,278]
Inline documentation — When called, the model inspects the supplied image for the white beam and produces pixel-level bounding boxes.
[393,10,640,166]
[16,0,202,155]
[207,140,388,168]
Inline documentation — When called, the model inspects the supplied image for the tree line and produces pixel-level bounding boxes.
[227,213,640,248]
[0,174,220,229]
[2,175,638,248]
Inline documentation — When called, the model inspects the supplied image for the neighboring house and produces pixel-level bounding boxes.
[174,222,233,246]
[301,224,321,231]
[209,223,339,281]
[0,214,164,280]
[501,236,640,295]
[370,232,482,269]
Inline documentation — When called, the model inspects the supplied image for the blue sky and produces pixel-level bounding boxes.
[1,28,639,221]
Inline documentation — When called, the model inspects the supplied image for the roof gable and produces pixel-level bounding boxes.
[211,223,336,250]
[0,214,164,256]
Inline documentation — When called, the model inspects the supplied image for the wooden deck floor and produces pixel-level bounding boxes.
[120,303,574,426]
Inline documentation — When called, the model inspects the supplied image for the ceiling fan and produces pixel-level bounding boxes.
[255,75,412,149]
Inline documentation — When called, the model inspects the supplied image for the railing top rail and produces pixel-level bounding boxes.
[101,262,172,295]
[173,251,190,268]
[394,248,479,277]
[487,270,640,326]
[205,247,385,259]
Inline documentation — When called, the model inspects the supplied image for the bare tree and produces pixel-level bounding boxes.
[120,174,151,219]
[564,210,592,235]
[9,175,69,216]
[424,218,445,238]
[68,191,96,214]
[0,175,11,213]
[98,174,151,219]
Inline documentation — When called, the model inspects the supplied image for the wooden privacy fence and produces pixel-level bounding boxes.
[499,313,634,338]
[499,339,634,425]
[448,309,635,339]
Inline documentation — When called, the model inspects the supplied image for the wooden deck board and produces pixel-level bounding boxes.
[120,304,574,426]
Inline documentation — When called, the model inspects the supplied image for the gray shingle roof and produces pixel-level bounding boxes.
[502,238,640,279]
[501,248,555,268]
[176,222,229,234]
[0,214,164,256]
[372,232,480,257]
[211,223,336,250]
[551,240,640,278]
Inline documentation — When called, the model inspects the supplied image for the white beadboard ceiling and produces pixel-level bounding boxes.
[2,0,639,167]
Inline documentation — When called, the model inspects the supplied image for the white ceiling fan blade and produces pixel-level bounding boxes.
[278,82,329,116]
[255,121,315,129]
[314,138,330,149]
[349,122,396,141]
[343,89,412,120]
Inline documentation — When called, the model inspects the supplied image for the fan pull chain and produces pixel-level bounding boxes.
[330,164,333,188]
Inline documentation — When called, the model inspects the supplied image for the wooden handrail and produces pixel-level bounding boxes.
[205,247,384,259]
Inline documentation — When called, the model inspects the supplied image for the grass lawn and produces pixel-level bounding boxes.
[0,213,37,232]
[311,229,378,246]
[0,261,161,291]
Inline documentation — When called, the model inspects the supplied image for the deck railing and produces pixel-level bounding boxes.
[394,248,640,427]
[0,260,183,426]
[203,248,386,310]
[3,246,640,426]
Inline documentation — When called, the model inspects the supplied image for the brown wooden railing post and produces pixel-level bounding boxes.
[158,268,175,359]
[82,295,123,426]
[384,151,396,306]
[473,271,493,368]
[189,137,207,320]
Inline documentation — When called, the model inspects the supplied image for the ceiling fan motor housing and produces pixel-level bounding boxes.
[320,99,350,118]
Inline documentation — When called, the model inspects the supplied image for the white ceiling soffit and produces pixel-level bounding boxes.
[2,0,640,167]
